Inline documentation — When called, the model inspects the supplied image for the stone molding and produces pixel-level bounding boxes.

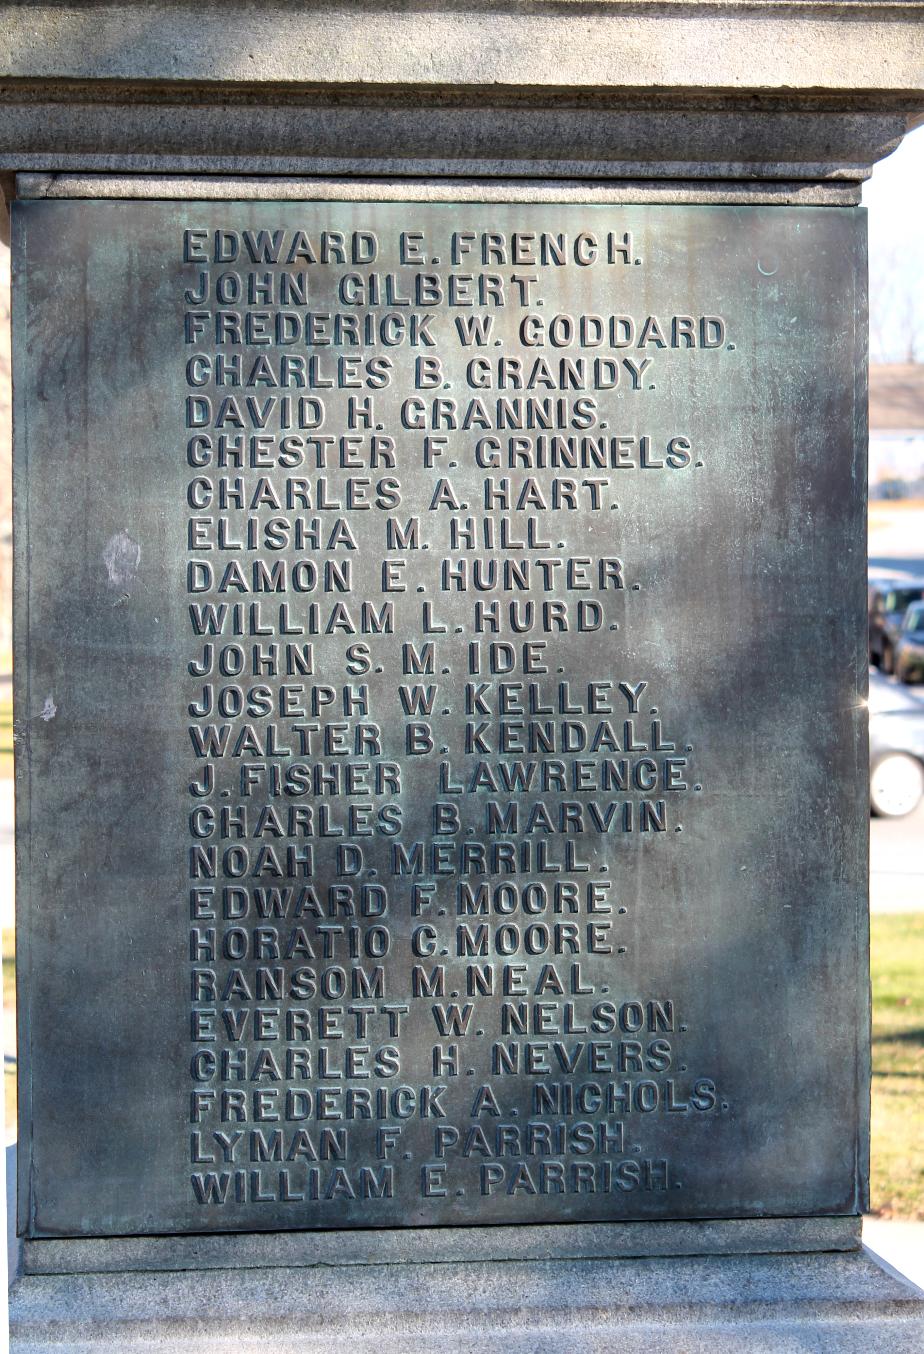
[0,3,921,185]
[20,1216,861,1276]
[15,171,864,204]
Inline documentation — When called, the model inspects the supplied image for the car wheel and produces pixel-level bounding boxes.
[871,753,924,818]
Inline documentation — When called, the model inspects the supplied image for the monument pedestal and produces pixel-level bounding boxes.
[10,1247,924,1353]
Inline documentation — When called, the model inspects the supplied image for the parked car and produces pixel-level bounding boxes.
[869,673,924,816]
[868,579,924,671]
[894,602,924,684]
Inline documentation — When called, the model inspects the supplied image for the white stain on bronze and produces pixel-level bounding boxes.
[103,530,141,593]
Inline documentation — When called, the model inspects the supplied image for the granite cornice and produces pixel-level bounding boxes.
[0,1,920,185]
[0,2,922,96]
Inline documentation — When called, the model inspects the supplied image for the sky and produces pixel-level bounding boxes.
[863,123,924,363]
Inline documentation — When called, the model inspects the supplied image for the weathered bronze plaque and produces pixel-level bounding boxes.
[14,200,868,1237]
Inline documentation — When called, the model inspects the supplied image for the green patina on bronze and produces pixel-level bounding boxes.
[13,199,867,1237]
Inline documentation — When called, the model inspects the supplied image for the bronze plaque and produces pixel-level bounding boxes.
[14,200,868,1237]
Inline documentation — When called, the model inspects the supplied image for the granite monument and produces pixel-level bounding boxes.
[4,3,924,1348]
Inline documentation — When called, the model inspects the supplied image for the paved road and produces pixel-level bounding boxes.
[863,1218,924,1292]
[871,803,924,912]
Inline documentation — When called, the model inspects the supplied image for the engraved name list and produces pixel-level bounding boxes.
[180,210,727,1228]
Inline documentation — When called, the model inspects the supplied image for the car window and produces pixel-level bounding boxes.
[886,588,924,612]
[903,605,924,633]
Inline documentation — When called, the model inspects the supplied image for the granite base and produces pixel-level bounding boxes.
[9,1246,924,1353]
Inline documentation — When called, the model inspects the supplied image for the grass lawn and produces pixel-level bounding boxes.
[3,925,14,1137]
[871,912,924,1218]
[0,689,12,779]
